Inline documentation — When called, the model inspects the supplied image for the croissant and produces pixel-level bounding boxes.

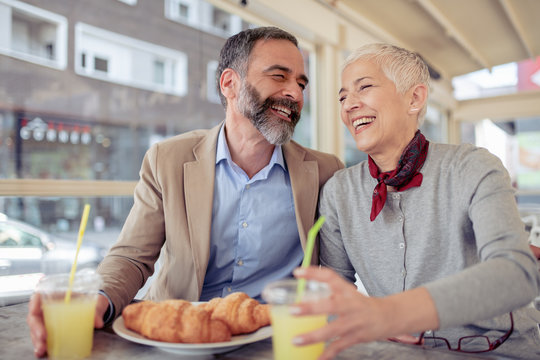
[199,292,271,335]
[122,299,231,343]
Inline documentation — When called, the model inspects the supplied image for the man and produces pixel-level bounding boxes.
[28,26,343,357]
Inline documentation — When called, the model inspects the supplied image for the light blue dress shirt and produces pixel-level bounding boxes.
[200,125,303,301]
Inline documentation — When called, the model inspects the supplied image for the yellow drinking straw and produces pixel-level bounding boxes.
[296,216,326,302]
[64,204,91,303]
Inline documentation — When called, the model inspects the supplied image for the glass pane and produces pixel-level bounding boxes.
[0,0,316,305]
[460,117,540,219]
[1,1,313,181]
[94,56,109,72]
[153,59,165,85]
[1,109,145,181]
[422,105,447,143]
[453,56,540,101]
[292,48,313,148]
[12,11,57,60]
[179,4,189,18]
[0,195,132,305]
[0,196,131,241]
[212,7,230,32]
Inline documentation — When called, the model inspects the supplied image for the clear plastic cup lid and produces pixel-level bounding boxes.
[262,278,330,305]
[36,269,102,294]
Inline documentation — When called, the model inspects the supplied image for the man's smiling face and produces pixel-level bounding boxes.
[237,39,308,145]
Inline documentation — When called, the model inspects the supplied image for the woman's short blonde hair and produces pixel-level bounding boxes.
[343,43,430,124]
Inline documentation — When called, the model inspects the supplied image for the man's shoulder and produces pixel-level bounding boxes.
[150,125,220,154]
[286,140,343,166]
[285,141,344,184]
[141,125,220,169]
[159,128,213,147]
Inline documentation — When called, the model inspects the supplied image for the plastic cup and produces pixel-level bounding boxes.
[36,270,102,360]
[262,279,330,360]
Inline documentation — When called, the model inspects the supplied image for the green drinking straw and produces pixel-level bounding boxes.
[296,216,326,302]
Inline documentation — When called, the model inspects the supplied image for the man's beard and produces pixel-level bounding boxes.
[237,80,300,145]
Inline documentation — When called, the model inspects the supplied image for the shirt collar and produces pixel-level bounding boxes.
[216,123,286,171]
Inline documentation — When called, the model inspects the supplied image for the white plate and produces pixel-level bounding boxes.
[112,312,272,355]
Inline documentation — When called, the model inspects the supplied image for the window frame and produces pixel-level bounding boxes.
[164,0,242,38]
[74,22,188,96]
[0,0,67,70]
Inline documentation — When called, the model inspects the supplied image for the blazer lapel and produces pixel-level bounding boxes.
[184,123,221,290]
[284,142,319,264]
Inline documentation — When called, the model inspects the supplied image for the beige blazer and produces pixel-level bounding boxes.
[97,123,343,316]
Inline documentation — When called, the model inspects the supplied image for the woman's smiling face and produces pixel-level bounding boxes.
[339,58,418,162]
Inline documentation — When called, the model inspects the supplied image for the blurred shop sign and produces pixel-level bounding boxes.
[19,117,92,145]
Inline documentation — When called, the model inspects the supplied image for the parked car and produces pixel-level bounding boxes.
[0,213,107,305]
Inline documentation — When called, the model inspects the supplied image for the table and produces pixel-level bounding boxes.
[0,301,492,360]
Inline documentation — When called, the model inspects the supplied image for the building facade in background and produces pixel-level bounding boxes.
[0,0,259,232]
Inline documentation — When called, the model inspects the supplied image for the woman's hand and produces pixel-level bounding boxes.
[291,267,396,360]
[291,266,438,360]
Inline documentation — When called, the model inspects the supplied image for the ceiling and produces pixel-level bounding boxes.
[324,0,540,80]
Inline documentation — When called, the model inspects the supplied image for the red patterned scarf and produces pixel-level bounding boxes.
[368,130,429,221]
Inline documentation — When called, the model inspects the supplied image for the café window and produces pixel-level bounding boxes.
[460,118,540,206]
[94,56,109,73]
[154,59,165,85]
[74,22,187,96]
[165,0,242,38]
[0,0,67,69]
[211,6,234,33]
[80,52,110,75]
[455,57,540,210]
[165,0,197,24]
[0,0,317,305]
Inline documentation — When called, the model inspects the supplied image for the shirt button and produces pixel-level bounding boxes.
[242,221,248,228]
[227,286,232,293]
[393,194,400,199]
[401,269,407,277]
[399,243,405,249]
[237,259,244,266]
[245,184,250,190]
[398,216,403,222]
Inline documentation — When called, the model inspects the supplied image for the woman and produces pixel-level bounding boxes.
[292,43,540,359]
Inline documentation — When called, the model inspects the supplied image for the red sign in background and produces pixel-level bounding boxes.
[517,56,540,91]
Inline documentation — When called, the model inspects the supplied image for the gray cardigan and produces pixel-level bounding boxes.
[319,142,540,359]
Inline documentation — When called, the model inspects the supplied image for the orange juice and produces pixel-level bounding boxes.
[42,296,97,359]
[270,305,327,360]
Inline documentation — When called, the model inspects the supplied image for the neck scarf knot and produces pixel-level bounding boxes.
[368,130,429,221]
